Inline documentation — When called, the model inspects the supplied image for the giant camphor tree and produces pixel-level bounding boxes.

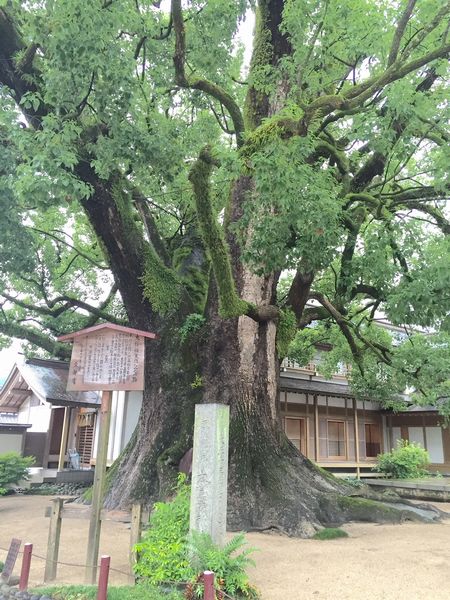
[0,0,449,535]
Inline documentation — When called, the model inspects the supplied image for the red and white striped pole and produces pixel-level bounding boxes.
[19,543,33,591]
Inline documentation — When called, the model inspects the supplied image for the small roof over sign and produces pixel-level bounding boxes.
[57,323,157,342]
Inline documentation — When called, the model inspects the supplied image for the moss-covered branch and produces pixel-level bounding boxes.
[0,320,70,359]
[0,290,125,325]
[171,0,244,145]
[188,148,248,318]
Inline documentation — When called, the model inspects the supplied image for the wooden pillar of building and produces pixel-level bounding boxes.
[57,407,71,472]
[353,398,360,479]
[42,408,56,470]
[85,390,112,585]
[314,395,319,461]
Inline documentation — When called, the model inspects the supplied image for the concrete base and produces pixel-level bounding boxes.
[56,469,94,484]
[363,478,450,501]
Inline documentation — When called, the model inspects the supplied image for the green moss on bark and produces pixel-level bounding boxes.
[276,308,297,358]
[141,247,182,315]
[189,148,250,319]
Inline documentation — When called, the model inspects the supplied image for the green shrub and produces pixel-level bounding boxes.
[134,475,258,598]
[373,440,430,479]
[134,475,192,584]
[313,528,348,540]
[0,452,34,495]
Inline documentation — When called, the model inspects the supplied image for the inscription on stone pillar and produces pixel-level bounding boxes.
[189,403,230,547]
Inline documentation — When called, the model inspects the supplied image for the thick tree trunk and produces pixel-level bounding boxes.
[103,176,402,536]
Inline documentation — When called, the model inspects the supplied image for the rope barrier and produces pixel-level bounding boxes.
[1,544,239,598]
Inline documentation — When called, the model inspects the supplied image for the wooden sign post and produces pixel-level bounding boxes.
[58,323,157,584]
[1,538,21,584]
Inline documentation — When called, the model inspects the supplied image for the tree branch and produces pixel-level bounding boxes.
[30,228,108,270]
[0,289,124,324]
[0,320,70,359]
[388,0,417,66]
[171,0,244,145]
[308,292,364,373]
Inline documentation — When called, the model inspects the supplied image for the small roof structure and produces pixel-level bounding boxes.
[57,323,157,342]
[280,373,353,398]
[0,358,100,412]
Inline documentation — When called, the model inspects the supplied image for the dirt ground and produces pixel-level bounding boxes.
[1,495,450,599]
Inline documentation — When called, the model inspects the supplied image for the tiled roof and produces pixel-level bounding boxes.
[0,358,100,409]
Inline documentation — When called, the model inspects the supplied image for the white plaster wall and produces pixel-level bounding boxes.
[392,427,402,449]
[121,391,142,451]
[408,426,425,447]
[425,427,444,464]
[0,433,22,454]
[17,396,51,432]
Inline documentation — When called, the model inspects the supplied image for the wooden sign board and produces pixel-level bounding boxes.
[1,538,21,582]
[66,330,145,391]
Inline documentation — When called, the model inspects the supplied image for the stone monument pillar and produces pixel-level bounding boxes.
[189,403,230,547]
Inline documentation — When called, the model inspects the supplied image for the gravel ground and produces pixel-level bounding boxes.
[1,495,450,599]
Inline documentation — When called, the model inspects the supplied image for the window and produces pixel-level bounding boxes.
[77,425,95,467]
[365,423,381,458]
[285,417,305,453]
[328,420,346,458]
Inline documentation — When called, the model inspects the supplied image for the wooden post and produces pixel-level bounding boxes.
[85,390,112,584]
[129,503,142,583]
[314,395,319,461]
[97,555,111,600]
[19,543,32,591]
[43,408,56,469]
[58,407,71,471]
[44,498,63,582]
[353,398,360,479]
[203,571,215,600]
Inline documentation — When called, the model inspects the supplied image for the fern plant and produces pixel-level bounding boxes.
[134,475,259,598]
[189,531,258,598]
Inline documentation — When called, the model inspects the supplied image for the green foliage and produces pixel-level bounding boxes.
[189,532,258,598]
[31,584,183,600]
[179,314,206,344]
[0,0,449,481]
[0,453,34,495]
[237,136,342,274]
[134,475,192,584]
[190,374,203,389]
[313,528,348,541]
[134,476,257,598]
[374,440,431,479]
[276,309,297,358]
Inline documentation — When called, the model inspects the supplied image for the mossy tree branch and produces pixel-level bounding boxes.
[309,292,364,373]
[171,0,245,146]
[0,320,71,359]
[189,147,278,322]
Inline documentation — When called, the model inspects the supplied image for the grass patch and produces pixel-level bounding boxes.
[313,528,349,540]
[31,584,183,600]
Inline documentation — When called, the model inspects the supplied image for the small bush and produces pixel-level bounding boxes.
[313,528,348,540]
[0,452,34,495]
[373,440,430,479]
[134,474,192,584]
[134,475,258,598]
